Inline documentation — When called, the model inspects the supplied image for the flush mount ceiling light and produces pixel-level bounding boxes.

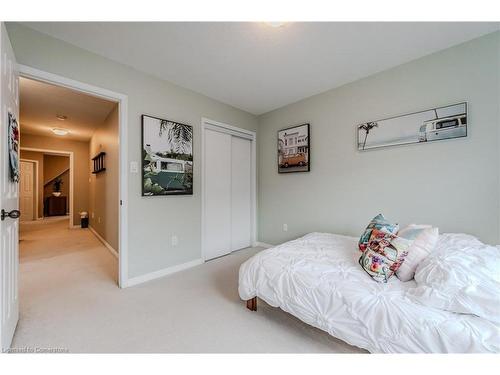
[52,128,69,136]
[265,22,286,28]
[56,114,68,121]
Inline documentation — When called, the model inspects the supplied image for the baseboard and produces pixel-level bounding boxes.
[88,225,119,259]
[124,258,204,288]
[254,241,273,248]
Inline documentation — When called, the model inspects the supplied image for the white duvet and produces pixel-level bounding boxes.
[238,232,500,353]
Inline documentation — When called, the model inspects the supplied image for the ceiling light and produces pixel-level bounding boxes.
[52,128,69,136]
[266,22,286,28]
[56,114,68,121]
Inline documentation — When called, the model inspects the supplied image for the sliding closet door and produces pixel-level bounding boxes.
[230,136,252,251]
[204,129,232,260]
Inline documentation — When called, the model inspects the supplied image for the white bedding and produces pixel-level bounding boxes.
[238,232,500,353]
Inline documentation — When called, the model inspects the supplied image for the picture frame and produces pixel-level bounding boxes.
[141,114,193,196]
[357,102,467,151]
[277,123,310,173]
[8,112,20,183]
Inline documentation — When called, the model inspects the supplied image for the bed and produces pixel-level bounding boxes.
[238,232,500,353]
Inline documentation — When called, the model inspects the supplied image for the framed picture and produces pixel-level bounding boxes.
[8,112,20,183]
[278,123,310,173]
[357,102,467,151]
[141,114,193,196]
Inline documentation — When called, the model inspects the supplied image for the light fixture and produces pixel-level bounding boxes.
[266,22,286,28]
[56,114,68,121]
[52,128,69,136]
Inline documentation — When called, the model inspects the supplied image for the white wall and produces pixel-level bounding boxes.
[6,23,259,279]
[258,31,500,245]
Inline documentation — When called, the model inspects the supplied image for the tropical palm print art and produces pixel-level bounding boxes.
[357,102,467,150]
[142,115,193,196]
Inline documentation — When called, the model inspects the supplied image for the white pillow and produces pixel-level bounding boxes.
[396,224,439,282]
[407,234,500,323]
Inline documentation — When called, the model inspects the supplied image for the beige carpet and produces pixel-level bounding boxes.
[12,217,364,353]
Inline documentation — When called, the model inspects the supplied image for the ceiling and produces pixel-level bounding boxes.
[22,22,500,115]
[20,77,117,141]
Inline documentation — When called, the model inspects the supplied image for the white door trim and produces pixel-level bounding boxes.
[201,118,257,261]
[19,158,39,220]
[20,148,74,226]
[17,64,129,288]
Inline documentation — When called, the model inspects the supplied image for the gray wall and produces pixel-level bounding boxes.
[258,31,500,245]
[7,23,259,279]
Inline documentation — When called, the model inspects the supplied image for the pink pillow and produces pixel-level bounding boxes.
[396,224,439,282]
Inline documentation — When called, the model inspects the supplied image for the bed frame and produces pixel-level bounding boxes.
[246,297,257,311]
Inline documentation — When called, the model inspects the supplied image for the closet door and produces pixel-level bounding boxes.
[204,129,232,260]
[230,136,252,251]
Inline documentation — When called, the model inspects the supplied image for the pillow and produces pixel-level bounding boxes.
[395,224,439,282]
[358,228,410,283]
[407,236,500,323]
[359,214,399,252]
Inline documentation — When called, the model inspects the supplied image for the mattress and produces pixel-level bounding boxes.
[238,232,500,353]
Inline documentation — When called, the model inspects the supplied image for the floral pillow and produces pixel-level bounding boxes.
[358,214,399,252]
[359,228,410,283]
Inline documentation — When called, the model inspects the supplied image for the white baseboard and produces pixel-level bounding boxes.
[124,258,204,288]
[254,241,273,248]
[88,225,119,259]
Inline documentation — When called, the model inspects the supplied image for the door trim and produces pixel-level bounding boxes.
[20,148,74,226]
[19,158,39,220]
[201,118,257,262]
[17,64,129,288]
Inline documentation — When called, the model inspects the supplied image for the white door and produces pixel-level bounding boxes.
[230,136,252,251]
[19,161,34,221]
[0,23,20,351]
[204,129,232,260]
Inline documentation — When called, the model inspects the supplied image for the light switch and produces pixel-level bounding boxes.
[171,235,179,247]
[130,161,139,173]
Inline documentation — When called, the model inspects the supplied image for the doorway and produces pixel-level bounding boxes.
[17,65,129,288]
[201,118,256,261]
[18,74,120,271]
[20,149,74,226]
[0,28,130,351]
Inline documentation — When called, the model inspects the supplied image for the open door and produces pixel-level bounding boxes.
[0,22,20,351]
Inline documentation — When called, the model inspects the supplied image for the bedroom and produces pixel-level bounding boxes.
[0,1,499,374]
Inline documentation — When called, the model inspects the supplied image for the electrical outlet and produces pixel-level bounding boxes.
[171,235,179,247]
[283,224,288,232]
[91,212,95,219]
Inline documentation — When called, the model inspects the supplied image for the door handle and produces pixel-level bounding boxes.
[1,209,21,221]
